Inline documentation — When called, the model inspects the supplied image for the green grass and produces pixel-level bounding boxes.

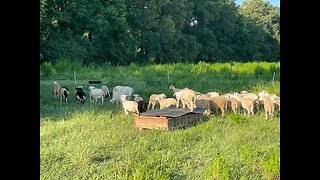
[40,62,280,179]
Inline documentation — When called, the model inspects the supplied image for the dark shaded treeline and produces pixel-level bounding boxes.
[40,0,280,65]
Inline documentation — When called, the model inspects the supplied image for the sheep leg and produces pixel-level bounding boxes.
[220,106,224,117]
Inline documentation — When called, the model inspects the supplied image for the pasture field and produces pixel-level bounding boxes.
[40,62,280,179]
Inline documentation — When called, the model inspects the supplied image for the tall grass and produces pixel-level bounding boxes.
[40,62,280,179]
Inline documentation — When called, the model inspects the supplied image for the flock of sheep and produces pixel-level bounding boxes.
[52,81,280,119]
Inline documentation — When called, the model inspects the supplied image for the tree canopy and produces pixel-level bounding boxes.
[40,0,280,65]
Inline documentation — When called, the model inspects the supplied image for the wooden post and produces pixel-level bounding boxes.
[74,71,77,83]
[272,72,275,82]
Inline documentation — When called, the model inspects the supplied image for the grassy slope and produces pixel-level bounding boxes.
[40,62,280,179]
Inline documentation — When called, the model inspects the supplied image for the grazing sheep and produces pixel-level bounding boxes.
[133,94,144,103]
[240,90,249,94]
[137,100,148,114]
[148,93,165,110]
[101,85,111,98]
[236,97,254,117]
[110,86,134,107]
[259,96,275,119]
[169,85,182,94]
[258,90,269,98]
[75,86,86,104]
[240,92,259,112]
[206,92,220,97]
[195,99,211,116]
[174,88,197,111]
[155,95,177,109]
[229,98,241,114]
[120,95,138,115]
[209,96,228,117]
[196,94,211,100]
[59,87,69,103]
[267,93,279,101]
[88,86,104,104]
[272,96,280,111]
[52,81,61,98]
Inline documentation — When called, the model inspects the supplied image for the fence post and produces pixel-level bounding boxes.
[272,72,275,82]
[74,71,77,83]
[167,71,170,83]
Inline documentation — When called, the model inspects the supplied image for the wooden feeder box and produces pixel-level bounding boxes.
[134,108,205,131]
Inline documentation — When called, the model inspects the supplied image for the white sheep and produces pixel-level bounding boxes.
[120,95,138,115]
[271,96,280,111]
[155,95,177,109]
[88,86,104,104]
[110,86,134,107]
[240,90,249,94]
[240,92,259,112]
[133,94,144,103]
[236,97,254,117]
[174,88,198,111]
[259,96,275,119]
[169,85,182,94]
[59,87,69,103]
[101,85,111,98]
[229,98,242,114]
[148,93,165,110]
[206,91,220,97]
[258,90,269,98]
[52,81,61,98]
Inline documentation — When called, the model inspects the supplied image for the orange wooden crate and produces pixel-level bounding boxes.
[134,108,204,131]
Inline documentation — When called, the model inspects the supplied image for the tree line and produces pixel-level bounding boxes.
[40,0,280,65]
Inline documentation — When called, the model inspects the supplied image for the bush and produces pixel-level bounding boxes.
[41,62,54,77]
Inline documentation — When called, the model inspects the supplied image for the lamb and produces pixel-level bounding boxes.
[155,95,177,109]
[259,96,275,120]
[133,94,144,103]
[206,92,220,97]
[240,92,260,112]
[59,87,69,103]
[120,95,138,115]
[196,94,211,100]
[75,86,86,104]
[101,85,111,98]
[195,99,211,116]
[236,97,254,117]
[267,93,279,101]
[240,90,249,94]
[110,86,134,107]
[258,90,269,98]
[225,98,242,114]
[169,85,182,94]
[137,100,148,114]
[88,86,104,104]
[148,93,165,110]
[174,88,197,111]
[258,92,280,111]
[52,81,61,98]
[271,96,280,111]
[208,96,228,117]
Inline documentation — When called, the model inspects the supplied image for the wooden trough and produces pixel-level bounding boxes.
[134,108,205,131]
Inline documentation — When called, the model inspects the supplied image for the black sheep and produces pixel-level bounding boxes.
[138,100,148,114]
